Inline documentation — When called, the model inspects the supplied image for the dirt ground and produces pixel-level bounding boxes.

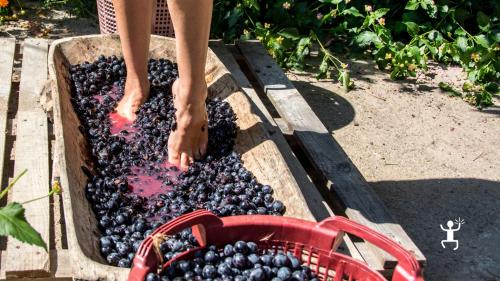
[2,5,499,281]
[287,60,500,281]
[0,3,99,39]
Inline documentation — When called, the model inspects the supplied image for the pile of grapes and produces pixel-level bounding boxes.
[145,240,319,281]
[69,55,286,268]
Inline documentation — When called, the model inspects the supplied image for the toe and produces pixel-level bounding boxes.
[167,136,181,166]
[180,152,192,171]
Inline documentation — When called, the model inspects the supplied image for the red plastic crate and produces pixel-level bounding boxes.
[129,210,424,281]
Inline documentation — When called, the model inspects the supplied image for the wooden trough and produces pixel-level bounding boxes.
[48,34,337,280]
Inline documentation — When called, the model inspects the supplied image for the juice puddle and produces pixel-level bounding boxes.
[127,165,181,197]
[96,87,182,198]
[109,112,138,141]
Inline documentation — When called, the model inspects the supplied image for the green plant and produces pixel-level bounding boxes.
[0,0,25,23]
[211,0,499,108]
[0,170,61,250]
[43,0,96,18]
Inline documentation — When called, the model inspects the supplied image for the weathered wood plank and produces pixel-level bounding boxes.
[236,40,425,269]
[208,41,383,270]
[5,39,51,278]
[1,250,72,280]
[0,38,16,99]
[0,38,15,190]
[210,41,331,220]
[51,249,72,279]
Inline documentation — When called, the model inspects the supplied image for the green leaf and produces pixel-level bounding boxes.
[227,8,242,27]
[278,28,300,40]
[492,29,500,43]
[474,35,490,48]
[404,21,420,36]
[484,82,499,93]
[454,28,466,37]
[455,37,468,52]
[477,11,490,32]
[427,30,443,42]
[354,31,381,47]
[0,203,47,251]
[476,91,493,108]
[373,8,390,19]
[242,0,259,10]
[439,82,462,97]
[317,56,330,79]
[294,37,311,62]
[405,0,420,10]
[320,0,343,4]
[341,7,363,17]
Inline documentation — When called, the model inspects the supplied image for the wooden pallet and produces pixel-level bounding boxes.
[0,35,425,279]
[0,38,71,280]
[235,40,426,270]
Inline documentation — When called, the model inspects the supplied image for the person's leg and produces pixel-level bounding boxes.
[167,0,213,170]
[113,0,153,120]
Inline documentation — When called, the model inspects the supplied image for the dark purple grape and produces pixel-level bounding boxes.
[117,258,131,268]
[273,253,289,268]
[106,252,120,265]
[71,56,287,269]
[232,253,247,269]
[146,273,160,281]
[202,264,217,278]
[249,268,265,281]
[277,267,292,280]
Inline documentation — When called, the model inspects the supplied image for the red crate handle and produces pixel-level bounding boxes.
[317,217,423,281]
[130,211,423,281]
[131,210,222,281]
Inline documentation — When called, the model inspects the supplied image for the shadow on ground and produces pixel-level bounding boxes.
[372,178,500,281]
[287,67,499,280]
[290,80,355,131]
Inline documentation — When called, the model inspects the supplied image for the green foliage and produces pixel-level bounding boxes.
[43,0,96,17]
[0,170,61,251]
[211,0,499,108]
[0,202,47,250]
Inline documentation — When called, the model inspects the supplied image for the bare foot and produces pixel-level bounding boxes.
[115,77,150,121]
[168,79,208,171]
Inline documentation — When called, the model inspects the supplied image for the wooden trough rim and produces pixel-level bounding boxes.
[48,34,330,280]
[49,34,132,281]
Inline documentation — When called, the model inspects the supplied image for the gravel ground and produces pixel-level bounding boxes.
[286,59,499,281]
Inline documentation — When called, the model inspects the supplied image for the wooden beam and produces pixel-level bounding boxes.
[5,39,51,278]
[236,40,425,269]
[208,41,385,271]
[0,38,15,188]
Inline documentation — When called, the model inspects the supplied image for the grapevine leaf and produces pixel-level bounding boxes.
[474,35,490,48]
[278,28,300,40]
[373,8,390,19]
[341,7,363,17]
[405,0,419,10]
[455,37,468,52]
[484,82,499,93]
[354,31,381,47]
[320,0,343,4]
[427,30,443,42]
[404,21,420,36]
[492,29,500,43]
[477,11,490,32]
[0,203,47,251]
[439,82,462,97]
